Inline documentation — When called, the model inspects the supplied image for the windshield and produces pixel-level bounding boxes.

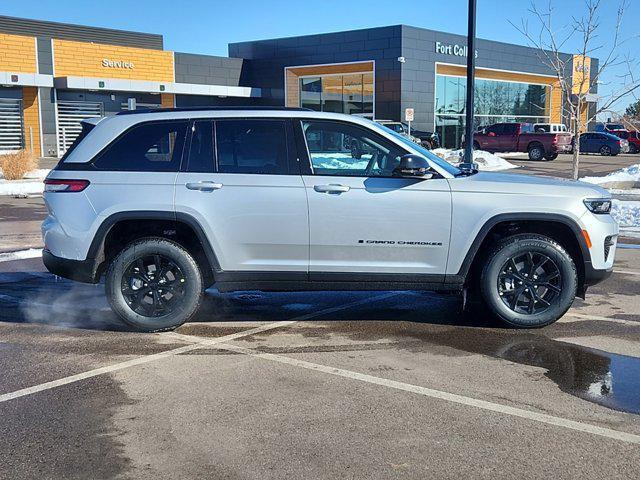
[373,122,461,176]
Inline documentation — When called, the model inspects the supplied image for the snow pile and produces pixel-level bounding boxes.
[611,200,640,238]
[0,248,43,263]
[432,148,518,171]
[0,168,48,196]
[581,163,640,188]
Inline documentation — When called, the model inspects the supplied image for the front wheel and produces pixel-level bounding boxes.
[544,153,558,161]
[480,234,577,328]
[106,238,204,331]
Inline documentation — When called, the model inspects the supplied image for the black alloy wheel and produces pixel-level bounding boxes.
[121,254,186,317]
[600,145,612,156]
[497,251,561,315]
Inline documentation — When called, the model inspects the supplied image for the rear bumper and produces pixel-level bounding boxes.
[551,143,573,153]
[42,249,99,284]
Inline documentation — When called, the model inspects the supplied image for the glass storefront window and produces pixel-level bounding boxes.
[299,73,374,117]
[435,74,551,148]
[300,77,321,111]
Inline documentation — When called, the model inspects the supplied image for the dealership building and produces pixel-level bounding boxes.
[0,15,596,156]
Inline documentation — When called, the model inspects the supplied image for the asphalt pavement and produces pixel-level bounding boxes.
[1,249,640,479]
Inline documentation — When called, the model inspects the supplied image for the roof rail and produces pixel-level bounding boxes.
[116,106,313,116]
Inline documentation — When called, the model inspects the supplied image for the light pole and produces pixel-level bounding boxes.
[461,0,477,170]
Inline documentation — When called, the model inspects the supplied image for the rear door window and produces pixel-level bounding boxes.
[187,120,215,173]
[94,120,188,171]
[215,119,290,175]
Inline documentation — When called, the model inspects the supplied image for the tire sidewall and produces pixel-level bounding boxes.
[106,238,203,331]
[528,146,544,161]
[480,236,577,328]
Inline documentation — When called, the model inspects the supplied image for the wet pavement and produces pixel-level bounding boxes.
[1,252,640,478]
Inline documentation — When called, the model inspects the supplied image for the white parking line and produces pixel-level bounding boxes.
[562,313,639,326]
[215,342,640,445]
[0,292,399,404]
[615,269,640,276]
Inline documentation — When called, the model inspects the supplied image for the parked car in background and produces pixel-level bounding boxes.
[609,130,640,154]
[579,132,626,156]
[375,120,439,149]
[534,123,568,134]
[473,122,574,161]
[374,120,422,146]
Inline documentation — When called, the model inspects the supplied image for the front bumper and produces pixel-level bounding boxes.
[43,249,99,284]
[584,262,613,286]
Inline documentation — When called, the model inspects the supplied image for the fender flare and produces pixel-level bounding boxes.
[87,210,221,279]
[452,212,591,282]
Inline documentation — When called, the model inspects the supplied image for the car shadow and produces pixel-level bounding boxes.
[0,271,501,332]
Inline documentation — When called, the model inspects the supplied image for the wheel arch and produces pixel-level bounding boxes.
[453,213,591,295]
[87,211,220,285]
[527,140,545,152]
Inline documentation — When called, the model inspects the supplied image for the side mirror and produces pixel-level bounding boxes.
[393,154,433,178]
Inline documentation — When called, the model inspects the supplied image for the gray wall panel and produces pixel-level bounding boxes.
[0,15,163,49]
[174,53,246,87]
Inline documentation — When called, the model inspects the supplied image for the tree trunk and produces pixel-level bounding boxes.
[572,136,580,180]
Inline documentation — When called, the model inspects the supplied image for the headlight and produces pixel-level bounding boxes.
[584,198,612,214]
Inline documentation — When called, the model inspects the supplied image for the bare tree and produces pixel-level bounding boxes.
[511,0,640,179]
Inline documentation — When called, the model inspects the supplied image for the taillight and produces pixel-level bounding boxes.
[44,179,90,192]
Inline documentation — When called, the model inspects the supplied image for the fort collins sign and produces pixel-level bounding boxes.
[435,41,478,59]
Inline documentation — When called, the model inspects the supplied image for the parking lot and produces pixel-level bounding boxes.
[1,152,640,479]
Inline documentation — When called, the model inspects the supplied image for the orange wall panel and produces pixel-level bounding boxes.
[22,87,41,156]
[0,33,37,73]
[53,39,174,82]
[161,93,175,108]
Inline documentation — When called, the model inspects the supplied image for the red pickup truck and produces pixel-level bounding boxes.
[473,123,574,161]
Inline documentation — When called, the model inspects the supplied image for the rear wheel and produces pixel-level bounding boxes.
[106,238,204,331]
[600,145,612,156]
[480,234,577,328]
[528,144,545,161]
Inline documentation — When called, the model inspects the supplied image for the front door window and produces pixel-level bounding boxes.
[302,120,405,177]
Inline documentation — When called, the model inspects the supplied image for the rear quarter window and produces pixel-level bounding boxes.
[93,120,188,172]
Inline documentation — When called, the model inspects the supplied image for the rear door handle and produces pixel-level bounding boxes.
[314,184,350,193]
[185,181,223,191]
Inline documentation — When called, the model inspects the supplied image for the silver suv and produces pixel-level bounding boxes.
[42,108,618,331]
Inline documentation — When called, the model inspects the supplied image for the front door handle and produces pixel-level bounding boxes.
[185,181,223,192]
[314,184,350,194]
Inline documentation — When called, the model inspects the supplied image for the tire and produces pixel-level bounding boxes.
[473,141,481,150]
[479,234,577,328]
[105,238,204,331]
[630,144,639,154]
[528,144,545,161]
[600,145,612,156]
[544,153,558,161]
